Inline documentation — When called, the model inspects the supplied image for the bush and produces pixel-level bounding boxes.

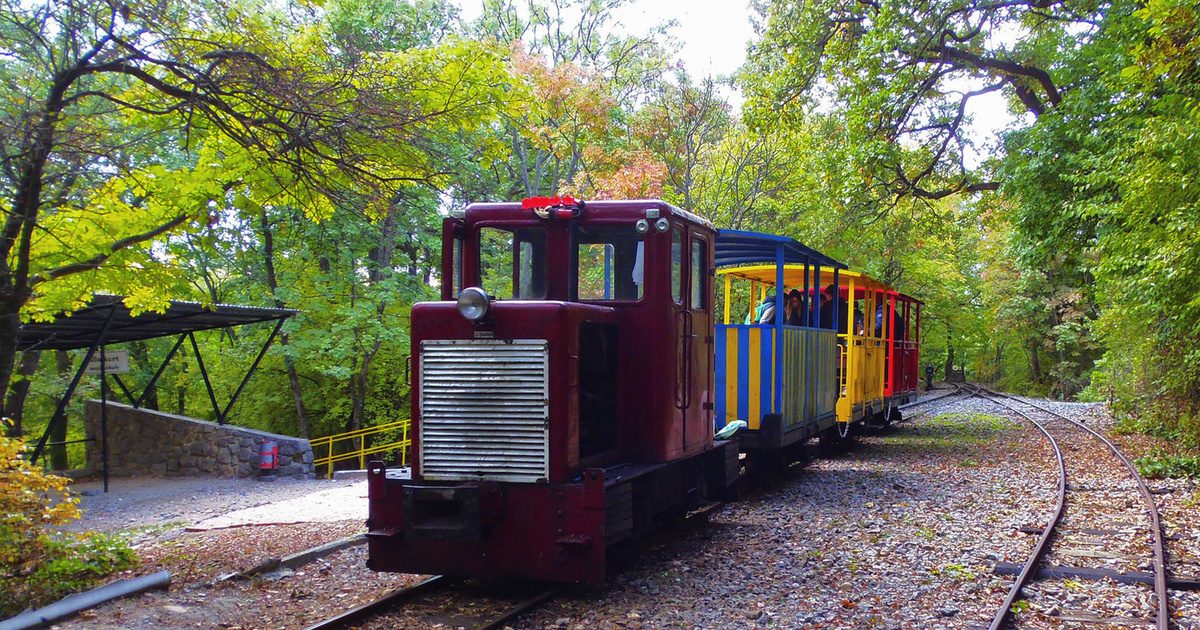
[1134,453,1200,480]
[0,435,136,617]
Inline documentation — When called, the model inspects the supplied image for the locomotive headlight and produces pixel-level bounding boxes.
[635,219,650,234]
[654,217,670,232]
[457,287,490,321]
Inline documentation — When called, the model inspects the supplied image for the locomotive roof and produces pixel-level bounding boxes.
[462,199,714,230]
[714,230,846,270]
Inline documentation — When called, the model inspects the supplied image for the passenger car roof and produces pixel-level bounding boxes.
[714,230,846,270]
[717,264,893,293]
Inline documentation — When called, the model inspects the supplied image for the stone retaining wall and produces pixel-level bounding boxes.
[83,400,313,478]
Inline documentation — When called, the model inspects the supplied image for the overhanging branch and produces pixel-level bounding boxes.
[28,213,188,287]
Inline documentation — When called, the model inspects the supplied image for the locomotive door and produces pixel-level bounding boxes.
[687,232,713,452]
[671,225,689,451]
[671,225,712,455]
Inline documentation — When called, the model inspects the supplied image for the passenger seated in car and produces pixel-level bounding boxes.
[875,303,906,339]
[784,289,805,326]
[746,292,776,324]
[818,285,843,331]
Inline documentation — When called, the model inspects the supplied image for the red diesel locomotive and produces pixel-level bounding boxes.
[366,198,741,584]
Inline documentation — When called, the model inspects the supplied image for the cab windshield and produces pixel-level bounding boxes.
[478,226,547,299]
[575,224,644,301]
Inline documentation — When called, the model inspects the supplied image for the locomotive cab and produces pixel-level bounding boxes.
[367,198,739,584]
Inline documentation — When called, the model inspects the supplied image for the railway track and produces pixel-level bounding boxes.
[894,384,978,421]
[303,575,557,630]
[969,384,1170,629]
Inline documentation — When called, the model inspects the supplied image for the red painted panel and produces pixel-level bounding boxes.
[367,472,607,584]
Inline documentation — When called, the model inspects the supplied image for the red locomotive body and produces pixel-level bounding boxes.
[366,199,739,584]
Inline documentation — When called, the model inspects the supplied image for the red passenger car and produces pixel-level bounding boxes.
[366,198,740,585]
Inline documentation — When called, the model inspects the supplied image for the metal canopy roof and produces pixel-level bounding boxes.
[18,294,298,352]
[715,230,846,270]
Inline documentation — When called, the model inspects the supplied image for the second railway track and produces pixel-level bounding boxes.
[970,384,1171,629]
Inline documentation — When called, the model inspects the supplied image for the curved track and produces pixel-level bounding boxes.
[970,384,1169,630]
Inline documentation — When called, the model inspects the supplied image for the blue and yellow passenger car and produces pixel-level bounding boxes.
[713,230,922,462]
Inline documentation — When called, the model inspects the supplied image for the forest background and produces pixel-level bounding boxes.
[3,0,1198,469]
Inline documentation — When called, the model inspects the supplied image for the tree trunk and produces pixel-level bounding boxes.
[1028,338,1042,383]
[994,342,1003,383]
[130,340,157,410]
[176,348,187,415]
[260,213,308,437]
[4,350,41,437]
[0,313,23,423]
[944,333,955,378]
[49,350,71,470]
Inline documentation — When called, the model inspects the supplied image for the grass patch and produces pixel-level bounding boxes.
[120,520,187,540]
[884,412,1022,453]
[931,563,977,581]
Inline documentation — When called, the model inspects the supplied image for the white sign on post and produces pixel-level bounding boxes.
[83,350,130,375]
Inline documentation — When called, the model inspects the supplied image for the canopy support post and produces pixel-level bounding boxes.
[219,318,285,421]
[135,334,187,408]
[29,305,118,465]
[111,374,137,406]
[100,345,109,493]
[774,244,784,415]
[189,332,223,424]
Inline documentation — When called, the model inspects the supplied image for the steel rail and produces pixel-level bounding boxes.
[303,574,557,630]
[980,386,1170,630]
[474,588,559,630]
[970,384,1068,630]
[302,575,449,630]
[897,387,966,411]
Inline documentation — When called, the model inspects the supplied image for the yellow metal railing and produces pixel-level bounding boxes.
[311,419,410,479]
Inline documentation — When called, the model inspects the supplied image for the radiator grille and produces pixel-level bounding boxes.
[419,339,550,483]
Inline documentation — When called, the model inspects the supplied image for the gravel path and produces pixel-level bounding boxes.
[49,387,1200,629]
[68,477,362,538]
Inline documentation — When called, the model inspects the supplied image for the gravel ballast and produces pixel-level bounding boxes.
[50,388,1200,629]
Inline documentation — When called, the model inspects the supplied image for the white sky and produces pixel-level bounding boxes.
[453,0,1013,164]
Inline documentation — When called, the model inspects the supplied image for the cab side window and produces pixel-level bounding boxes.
[671,226,684,304]
[690,237,707,310]
[451,235,462,297]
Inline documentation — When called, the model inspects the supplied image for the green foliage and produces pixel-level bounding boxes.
[1134,453,1200,479]
[8,532,138,616]
[0,436,135,617]
[7,0,1199,463]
